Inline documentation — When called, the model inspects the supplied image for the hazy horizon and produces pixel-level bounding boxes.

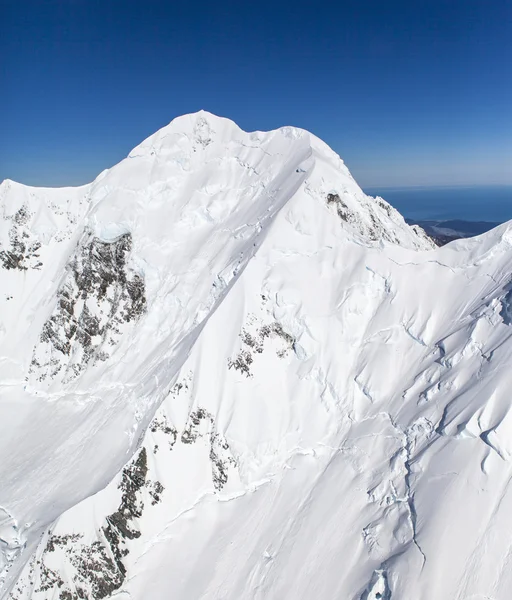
[364,183,512,222]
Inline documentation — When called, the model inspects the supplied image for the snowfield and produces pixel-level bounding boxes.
[1,112,512,599]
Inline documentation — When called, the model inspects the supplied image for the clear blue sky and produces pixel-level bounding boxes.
[1,0,511,188]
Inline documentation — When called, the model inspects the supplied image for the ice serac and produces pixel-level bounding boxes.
[2,112,512,600]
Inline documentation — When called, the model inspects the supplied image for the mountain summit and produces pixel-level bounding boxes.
[2,113,512,600]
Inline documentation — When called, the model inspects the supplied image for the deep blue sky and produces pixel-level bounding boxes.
[1,0,511,188]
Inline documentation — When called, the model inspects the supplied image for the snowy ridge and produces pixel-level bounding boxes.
[1,112,511,599]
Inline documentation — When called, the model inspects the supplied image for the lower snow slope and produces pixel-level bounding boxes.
[2,112,512,600]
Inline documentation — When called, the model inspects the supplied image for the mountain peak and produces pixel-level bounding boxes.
[9,116,512,600]
[127,110,242,158]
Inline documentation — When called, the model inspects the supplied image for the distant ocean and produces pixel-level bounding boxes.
[363,185,512,223]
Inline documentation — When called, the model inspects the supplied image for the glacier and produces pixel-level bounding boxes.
[1,111,512,599]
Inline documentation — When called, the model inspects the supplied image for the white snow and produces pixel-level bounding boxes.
[1,111,512,599]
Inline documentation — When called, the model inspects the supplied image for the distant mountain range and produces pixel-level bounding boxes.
[406,218,501,245]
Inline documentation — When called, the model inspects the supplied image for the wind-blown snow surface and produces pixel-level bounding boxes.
[2,113,512,600]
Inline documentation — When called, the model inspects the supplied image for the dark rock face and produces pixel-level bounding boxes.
[181,409,237,491]
[150,414,178,452]
[327,193,350,222]
[9,366,238,599]
[30,231,146,383]
[9,448,163,600]
[181,408,212,445]
[9,376,238,599]
[67,541,121,600]
[228,321,295,377]
[0,206,42,271]
[101,448,149,587]
[326,193,401,245]
[210,433,236,491]
[8,404,236,599]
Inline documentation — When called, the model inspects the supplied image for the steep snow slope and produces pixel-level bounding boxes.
[2,112,512,600]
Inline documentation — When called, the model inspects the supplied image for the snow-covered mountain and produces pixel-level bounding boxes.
[2,111,512,600]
